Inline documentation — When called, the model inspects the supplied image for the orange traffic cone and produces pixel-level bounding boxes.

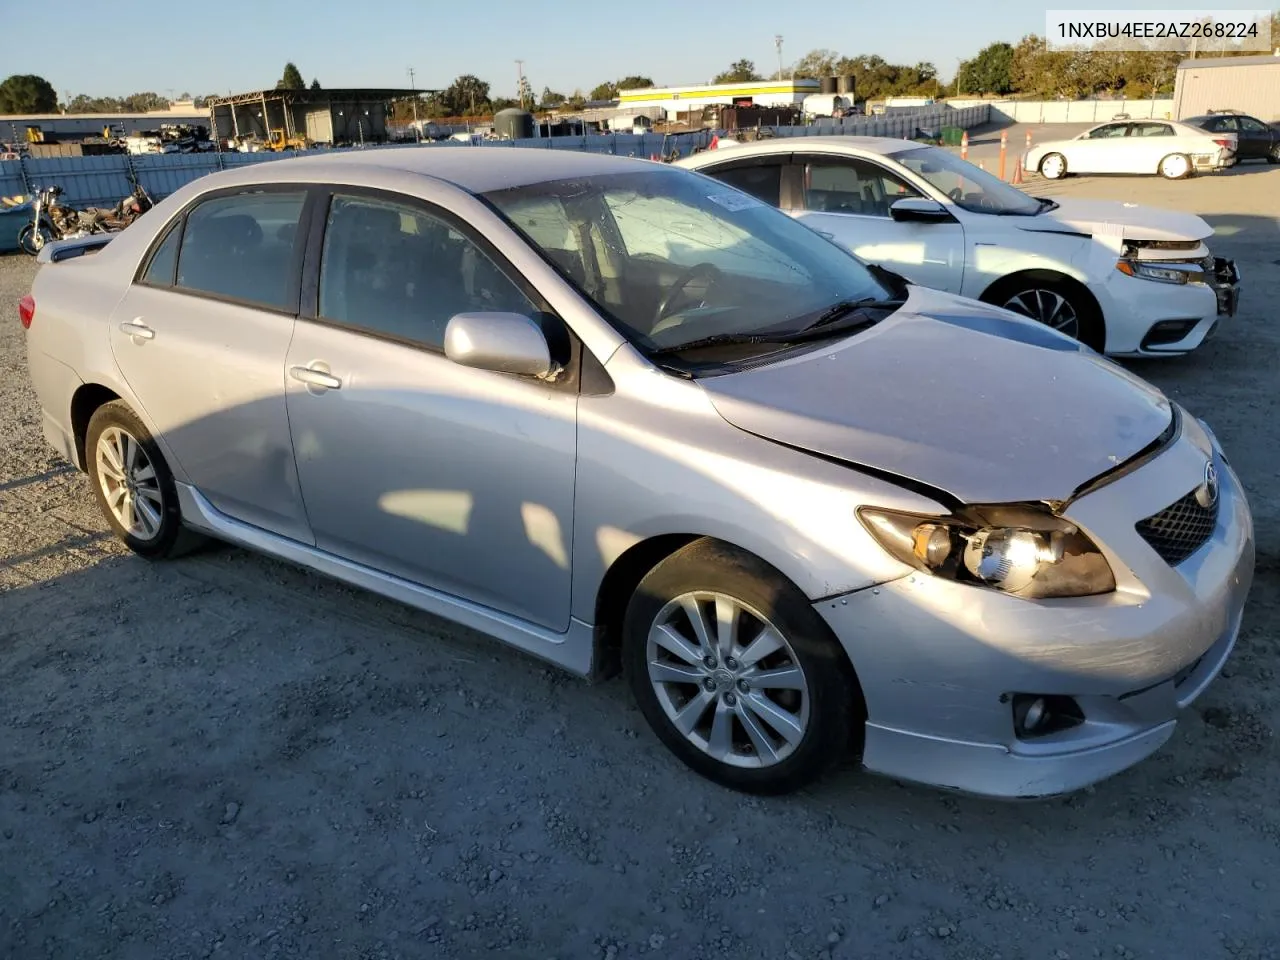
[1011,160,1024,185]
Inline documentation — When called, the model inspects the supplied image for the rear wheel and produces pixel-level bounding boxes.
[622,539,862,795]
[1159,153,1192,180]
[1268,142,1280,164]
[85,401,205,559]
[1039,152,1067,179]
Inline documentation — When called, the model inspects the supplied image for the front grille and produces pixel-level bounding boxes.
[1135,488,1219,565]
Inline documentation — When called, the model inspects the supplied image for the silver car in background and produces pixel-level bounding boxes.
[21,149,1254,797]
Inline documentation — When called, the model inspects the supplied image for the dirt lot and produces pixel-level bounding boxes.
[2,162,1279,960]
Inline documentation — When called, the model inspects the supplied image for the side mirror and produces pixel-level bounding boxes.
[889,197,952,224]
[444,312,559,380]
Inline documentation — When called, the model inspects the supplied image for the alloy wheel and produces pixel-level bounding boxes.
[1040,154,1065,179]
[1002,288,1080,338]
[95,426,164,540]
[1160,154,1190,179]
[645,591,811,769]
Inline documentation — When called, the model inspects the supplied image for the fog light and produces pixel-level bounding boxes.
[1141,319,1197,348]
[1011,693,1085,739]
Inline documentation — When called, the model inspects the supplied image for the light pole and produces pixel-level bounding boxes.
[407,66,420,140]
[516,59,526,110]
[775,35,785,81]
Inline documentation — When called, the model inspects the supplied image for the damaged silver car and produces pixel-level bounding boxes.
[22,149,1254,796]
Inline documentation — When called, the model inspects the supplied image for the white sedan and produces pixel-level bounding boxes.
[677,136,1240,357]
[1023,118,1237,180]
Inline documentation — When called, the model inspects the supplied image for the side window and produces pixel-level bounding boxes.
[1239,117,1267,133]
[499,195,589,287]
[702,161,783,207]
[318,194,537,351]
[1087,124,1130,139]
[1211,116,1238,132]
[801,157,920,218]
[175,190,306,310]
[140,221,181,286]
[1132,123,1173,137]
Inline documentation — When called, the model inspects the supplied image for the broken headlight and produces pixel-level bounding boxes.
[858,504,1116,599]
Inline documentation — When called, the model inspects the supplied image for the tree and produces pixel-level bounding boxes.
[590,75,654,101]
[436,74,491,116]
[277,62,305,90]
[539,87,567,110]
[714,59,762,84]
[121,92,168,113]
[0,74,58,113]
[310,78,321,91]
[517,75,535,110]
[963,42,1014,95]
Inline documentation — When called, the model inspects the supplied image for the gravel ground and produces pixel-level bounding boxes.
[2,166,1279,960]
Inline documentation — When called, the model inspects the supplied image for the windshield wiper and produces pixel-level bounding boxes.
[1035,197,1060,214]
[648,297,907,358]
[801,297,906,331]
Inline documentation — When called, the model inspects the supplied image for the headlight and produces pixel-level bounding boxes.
[1115,259,1202,285]
[858,504,1116,599]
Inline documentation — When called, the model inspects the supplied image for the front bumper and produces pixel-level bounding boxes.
[818,425,1254,799]
[1100,257,1241,356]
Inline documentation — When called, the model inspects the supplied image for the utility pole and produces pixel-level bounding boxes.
[407,66,420,140]
[774,35,785,81]
[515,59,526,109]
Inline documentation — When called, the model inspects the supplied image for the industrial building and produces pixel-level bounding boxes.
[0,103,206,142]
[1173,54,1280,121]
[617,79,826,116]
[206,88,428,146]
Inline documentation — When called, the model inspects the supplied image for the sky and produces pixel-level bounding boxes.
[3,0,1256,100]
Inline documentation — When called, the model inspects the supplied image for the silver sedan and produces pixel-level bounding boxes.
[21,148,1254,797]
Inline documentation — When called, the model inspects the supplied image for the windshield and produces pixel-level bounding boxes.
[481,167,892,354]
[889,145,1042,216]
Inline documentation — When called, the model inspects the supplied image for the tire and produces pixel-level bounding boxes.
[1159,153,1192,180]
[983,273,1105,352]
[85,400,205,560]
[18,222,51,256]
[622,539,863,795]
[1268,143,1280,165]
[1039,152,1067,180]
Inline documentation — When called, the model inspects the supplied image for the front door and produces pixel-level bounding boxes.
[108,187,313,542]
[789,153,966,294]
[284,190,579,631]
[1236,116,1274,160]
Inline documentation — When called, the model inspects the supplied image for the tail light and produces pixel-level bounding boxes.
[18,294,34,329]
[1212,137,1236,150]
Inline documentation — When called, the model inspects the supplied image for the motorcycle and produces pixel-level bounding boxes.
[19,184,89,255]
[19,183,154,255]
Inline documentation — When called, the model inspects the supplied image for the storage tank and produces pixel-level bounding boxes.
[820,76,838,94]
[494,108,535,140]
[837,75,856,96]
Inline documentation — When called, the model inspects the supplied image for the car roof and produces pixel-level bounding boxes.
[678,135,927,166]
[197,146,660,195]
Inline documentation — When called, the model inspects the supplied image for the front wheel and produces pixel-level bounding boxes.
[622,539,863,795]
[1039,152,1067,179]
[1267,143,1280,165]
[985,275,1105,352]
[18,222,52,256]
[1159,153,1192,180]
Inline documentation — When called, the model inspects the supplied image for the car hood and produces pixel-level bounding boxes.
[698,286,1173,505]
[1016,197,1213,243]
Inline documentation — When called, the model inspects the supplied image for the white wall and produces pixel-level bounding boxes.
[945,99,1174,123]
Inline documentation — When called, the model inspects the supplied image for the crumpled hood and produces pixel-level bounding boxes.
[699,286,1173,504]
[1017,197,1213,243]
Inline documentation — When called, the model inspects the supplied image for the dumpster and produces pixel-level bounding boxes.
[0,196,32,254]
[940,126,965,146]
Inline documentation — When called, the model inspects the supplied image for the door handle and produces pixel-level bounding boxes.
[290,364,342,391]
[118,319,154,340]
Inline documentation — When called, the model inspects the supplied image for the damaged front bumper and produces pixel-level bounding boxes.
[1211,257,1241,317]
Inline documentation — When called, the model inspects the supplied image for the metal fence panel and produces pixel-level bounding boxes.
[129,153,221,199]
[23,155,133,208]
[0,158,26,198]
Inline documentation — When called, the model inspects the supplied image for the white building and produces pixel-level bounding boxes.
[617,79,822,118]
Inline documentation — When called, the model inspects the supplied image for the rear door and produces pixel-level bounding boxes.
[107,186,315,542]
[1127,122,1179,173]
[1237,116,1274,160]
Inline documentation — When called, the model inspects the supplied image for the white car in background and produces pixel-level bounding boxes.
[677,137,1240,356]
[1023,118,1237,180]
